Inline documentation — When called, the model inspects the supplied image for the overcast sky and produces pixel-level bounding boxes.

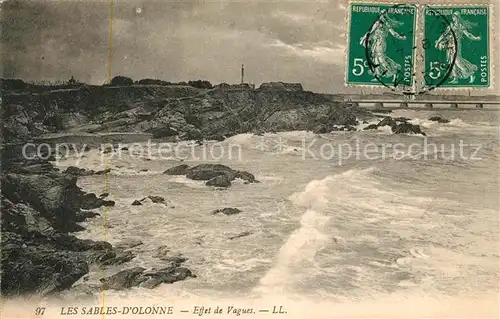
[1,0,498,94]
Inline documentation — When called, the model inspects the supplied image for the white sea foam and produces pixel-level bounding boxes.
[409,118,439,128]
[108,167,163,176]
[447,118,473,127]
[24,110,498,317]
[253,168,376,295]
[166,175,207,188]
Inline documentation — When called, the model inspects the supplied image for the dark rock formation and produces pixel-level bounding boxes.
[2,104,33,143]
[75,210,100,222]
[137,267,195,289]
[374,116,426,136]
[2,172,84,232]
[132,195,166,205]
[145,195,166,204]
[80,193,115,210]
[160,255,188,264]
[100,262,196,290]
[228,231,252,240]
[0,155,132,297]
[100,267,146,290]
[309,104,364,134]
[206,175,232,187]
[258,82,303,91]
[181,164,258,184]
[392,123,426,136]
[163,164,190,175]
[1,237,89,295]
[63,166,111,176]
[114,239,143,249]
[234,171,259,183]
[3,80,379,143]
[393,117,412,122]
[110,76,134,86]
[186,164,234,180]
[16,163,59,175]
[377,117,397,128]
[429,116,450,123]
[1,194,128,296]
[363,124,379,130]
[212,208,242,215]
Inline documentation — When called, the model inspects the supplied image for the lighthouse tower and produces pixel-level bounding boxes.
[241,64,244,84]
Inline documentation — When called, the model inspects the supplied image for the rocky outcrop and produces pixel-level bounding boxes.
[163,164,190,175]
[114,239,143,250]
[0,154,134,297]
[429,116,450,123]
[228,231,252,240]
[165,164,259,188]
[311,103,371,134]
[2,232,89,296]
[45,87,372,141]
[144,108,202,140]
[15,162,60,175]
[166,164,259,185]
[206,175,232,187]
[363,116,426,136]
[146,195,166,204]
[377,117,399,128]
[363,124,378,131]
[2,173,83,232]
[131,195,167,206]
[0,195,128,296]
[392,123,426,135]
[80,193,115,210]
[60,113,89,129]
[63,166,111,176]
[4,79,434,143]
[100,258,195,290]
[212,208,242,215]
[75,210,100,222]
[234,171,258,183]
[187,164,235,180]
[99,267,146,290]
[2,104,34,143]
[258,82,303,91]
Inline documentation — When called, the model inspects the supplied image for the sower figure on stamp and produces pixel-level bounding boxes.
[435,12,481,84]
[360,13,407,83]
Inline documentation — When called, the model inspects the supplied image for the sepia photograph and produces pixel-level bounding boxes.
[1,0,499,318]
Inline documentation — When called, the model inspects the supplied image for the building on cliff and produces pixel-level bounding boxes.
[257,82,303,91]
[215,83,255,90]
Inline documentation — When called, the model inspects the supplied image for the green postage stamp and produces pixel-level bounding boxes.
[346,2,491,90]
[346,3,418,89]
[424,5,490,88]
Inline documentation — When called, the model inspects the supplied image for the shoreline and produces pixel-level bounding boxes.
[2,79,497,303]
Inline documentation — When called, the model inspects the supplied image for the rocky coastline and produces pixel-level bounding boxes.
[1,79,434,297]
[0,140,200,296]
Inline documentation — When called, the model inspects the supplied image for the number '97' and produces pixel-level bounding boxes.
[35,307,46,316]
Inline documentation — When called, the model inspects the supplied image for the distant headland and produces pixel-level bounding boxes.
[2,76,499,103]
